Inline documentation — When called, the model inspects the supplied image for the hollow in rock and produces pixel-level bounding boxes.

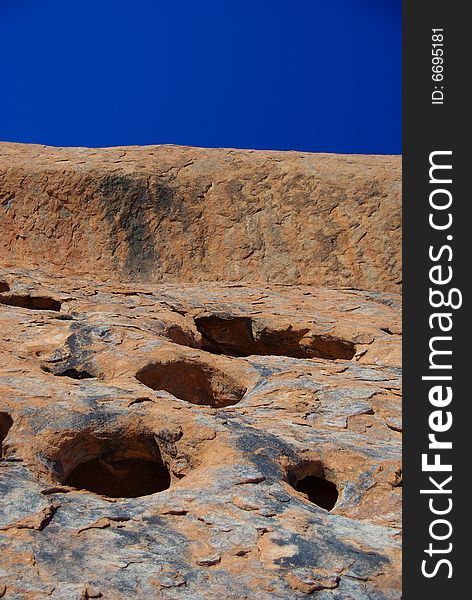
[0,412,13,458]
[61,432,170,498]
[136,360,246,408]
[0,294,61,311]
[288,461,339,511]
[194,316,355,360]
[42,366,95,380]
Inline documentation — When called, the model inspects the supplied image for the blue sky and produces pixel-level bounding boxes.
[0,0,401,153]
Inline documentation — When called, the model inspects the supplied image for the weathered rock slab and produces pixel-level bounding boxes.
[0,143,401,292]
[0,268,401,598]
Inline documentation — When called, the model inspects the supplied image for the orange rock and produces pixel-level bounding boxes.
[0,266,401,598]
[0,144,401,599]
[0,143,401,292]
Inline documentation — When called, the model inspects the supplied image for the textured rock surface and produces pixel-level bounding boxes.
[0,143,401,292]
[0,267,401,599]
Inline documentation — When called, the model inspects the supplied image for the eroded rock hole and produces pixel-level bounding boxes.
[42,366,95,380]
[289,461,339,511]
[194,316,355,360]
[0,281,10,293]
[295,476,339,510]
[62,433,170,498]
[136,360,246,407]
[66,458,170,498]
[0,412,13,458]
[57,368,95,380]
[0,294,61,311]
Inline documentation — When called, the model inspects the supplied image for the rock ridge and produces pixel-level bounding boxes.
[0,143,401,292]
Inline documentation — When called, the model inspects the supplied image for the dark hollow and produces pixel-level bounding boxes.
[0,294,61,311]
[294,475,339,511]
[65,457,170,498]
[0,281,10,293]
[0,412,13,458]
[194,316,355,360]
[195,316,255,357]
[56,368,95,380]
[135,360,245,407]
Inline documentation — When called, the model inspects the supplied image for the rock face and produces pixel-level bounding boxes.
[0,144,401,599]
[0,267,401,599]
[0,143,401,292]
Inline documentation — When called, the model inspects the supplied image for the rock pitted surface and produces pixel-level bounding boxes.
[0,144,401,599]
[0,143,401,292]
[0,267,401,599]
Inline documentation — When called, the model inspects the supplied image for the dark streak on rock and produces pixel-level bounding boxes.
[99,175,177,280]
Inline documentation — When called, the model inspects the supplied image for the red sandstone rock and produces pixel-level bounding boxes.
[0,266,401,599]
[0,143,401,292]
[0,144,401,599]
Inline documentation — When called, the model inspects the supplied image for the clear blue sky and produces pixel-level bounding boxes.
[0,0,401,154]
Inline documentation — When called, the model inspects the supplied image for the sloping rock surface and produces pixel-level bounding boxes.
[0,143,401,292]
[0,268,401,599]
